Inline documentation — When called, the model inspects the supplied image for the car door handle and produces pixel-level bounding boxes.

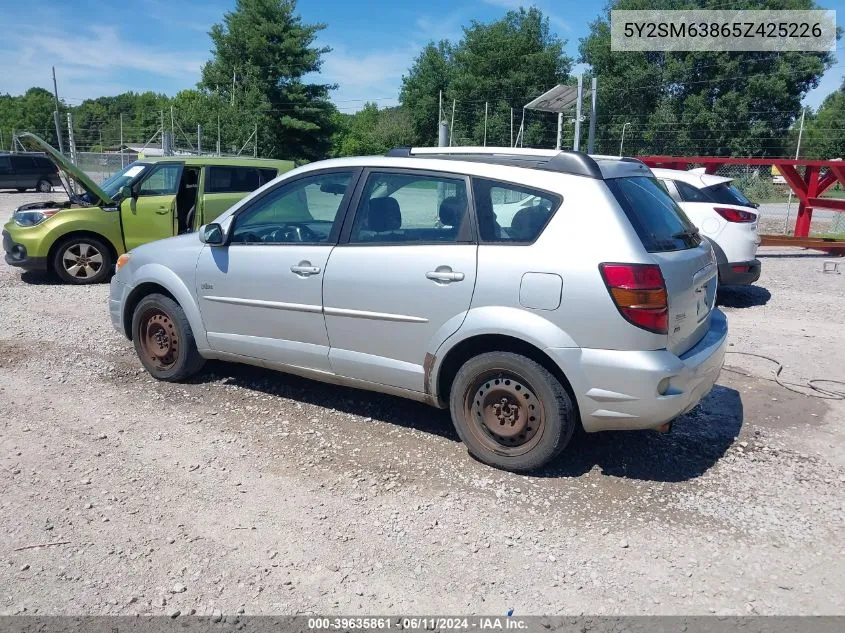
[155,209,170,215]
[426,270,465,283]
[290,263,321,276]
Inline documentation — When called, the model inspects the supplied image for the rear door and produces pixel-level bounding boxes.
[11,156,36,189]
[607,176,717,356]
[122,162,182,250]
[322,169,477,392]
[200,165,278,223]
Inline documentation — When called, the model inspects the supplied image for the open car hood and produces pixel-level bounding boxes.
[19,132,114,205]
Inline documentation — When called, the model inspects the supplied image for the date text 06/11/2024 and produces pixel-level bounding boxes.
[306,617,528,630]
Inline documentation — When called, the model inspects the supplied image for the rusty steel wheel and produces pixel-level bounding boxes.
[137,308,180,371]
[450,352,575,471]
[463,369,546,456]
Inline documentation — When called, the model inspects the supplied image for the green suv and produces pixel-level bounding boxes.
[2,133,294,284]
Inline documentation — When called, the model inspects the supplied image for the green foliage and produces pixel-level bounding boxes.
[400,7,572,147]
[331,104,414,157]
[801,85,845,159]
[579,0,835,157]
[199,0,335,160]
[0,88,61,150]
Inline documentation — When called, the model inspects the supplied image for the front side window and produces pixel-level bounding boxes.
[138,164,181,197]
[674,180,711,203]
[230,171,353,244]
[607,177,701,253]
[472,178,560,243]
[349,172,469,244]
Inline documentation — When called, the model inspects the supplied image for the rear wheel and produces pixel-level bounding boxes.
[132,294,205,381]
[36,179,52,193]
[449,352,576,472]
[52,236,113,284]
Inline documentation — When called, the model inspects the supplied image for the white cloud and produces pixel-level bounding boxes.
[319,44,416,111]
[0,24,203,101]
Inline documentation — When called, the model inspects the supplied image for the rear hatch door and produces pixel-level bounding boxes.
[607,175,718,356]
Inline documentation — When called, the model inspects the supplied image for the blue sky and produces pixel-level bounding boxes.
[0,0,842,111]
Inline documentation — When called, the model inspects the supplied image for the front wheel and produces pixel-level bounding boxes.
[132,293,205,381]
[36,179,52,193]
[52,236,113,284]
[449,352,576,472]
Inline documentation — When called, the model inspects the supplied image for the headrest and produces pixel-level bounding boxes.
[368,197,401,232]
[439,196,466,228]
[510,205,550,241]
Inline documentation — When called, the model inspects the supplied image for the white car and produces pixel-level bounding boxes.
[652,168,761,285]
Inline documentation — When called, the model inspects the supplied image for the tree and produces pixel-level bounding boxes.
[331,104,414,156]
[801,81,845,159]
[0,88,62,150]
[400,8,572,147]
[199,0,335,160]
[579,0,836,157]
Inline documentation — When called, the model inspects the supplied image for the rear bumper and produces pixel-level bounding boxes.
[547,309,728,432]
[718,259,761,286]
[2,230,48,270]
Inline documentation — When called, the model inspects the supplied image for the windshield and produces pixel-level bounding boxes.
[703,182,753,208]
[92,163,149,201]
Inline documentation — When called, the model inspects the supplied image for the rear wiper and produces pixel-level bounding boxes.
[672,227,699,239]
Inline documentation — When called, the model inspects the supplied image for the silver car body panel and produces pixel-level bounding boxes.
[111,150,727,430]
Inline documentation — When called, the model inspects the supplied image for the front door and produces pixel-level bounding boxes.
[194,169,359,372]
[322,169,477,392]
[122,162,182,250]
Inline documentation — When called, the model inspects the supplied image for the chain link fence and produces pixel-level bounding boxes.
[75,152,139,183]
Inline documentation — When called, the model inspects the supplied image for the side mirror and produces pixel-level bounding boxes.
[751,202,760,209]
[198,223,224,245]
[119,185,135,200]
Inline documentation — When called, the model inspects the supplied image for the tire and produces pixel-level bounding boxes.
[36,179,52,193]
[131,293,205,382]
[52,236,113,284]
[449,352,576,472]
[16,188,27,193]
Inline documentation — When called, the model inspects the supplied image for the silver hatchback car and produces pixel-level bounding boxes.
[110,147,727,471]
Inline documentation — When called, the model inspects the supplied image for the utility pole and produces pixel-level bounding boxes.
[231,69,236,107]
[438,89,442,145]
[119,113,125,167]
[783,107,807,234]
[449,99,456,147]
[510,108,514,148]
[483,102,488,146]
[160,110,165,155]
[556,112,563,150]
[253,122,258,157]
[51,66,64,154]
[170,106,175,156]
[217,114,221,156]
[66,113,77,195]
[587,76,598,154]
[573,75,583,152]
[197,124,202,155]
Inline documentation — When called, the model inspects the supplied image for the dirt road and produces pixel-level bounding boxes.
[1,192,844,616]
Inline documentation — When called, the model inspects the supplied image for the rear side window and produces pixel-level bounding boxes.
[472,178,560,243]
[11,156,35,170]
[674,180,711,203]
[703,182,753,207]
[206,166,263,193]
[34,156,55,171]
[259,168,277,185]
[0,156,10,172]
[607,177,701,253]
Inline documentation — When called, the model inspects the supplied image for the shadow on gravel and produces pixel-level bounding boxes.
[195,361,742,482]
[534,384,743,482]
[716,285,771,308]
[19,271,62,285]
[196,360,460,443]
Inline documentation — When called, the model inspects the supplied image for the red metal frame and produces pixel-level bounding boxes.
[640,156,845,237]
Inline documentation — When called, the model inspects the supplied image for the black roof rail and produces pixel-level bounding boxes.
[543,151,603,179]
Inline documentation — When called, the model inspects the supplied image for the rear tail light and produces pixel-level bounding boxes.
[714,206,756,223]
[599,263,668,334]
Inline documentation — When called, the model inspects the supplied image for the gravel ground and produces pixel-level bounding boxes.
[1,191,844,616]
